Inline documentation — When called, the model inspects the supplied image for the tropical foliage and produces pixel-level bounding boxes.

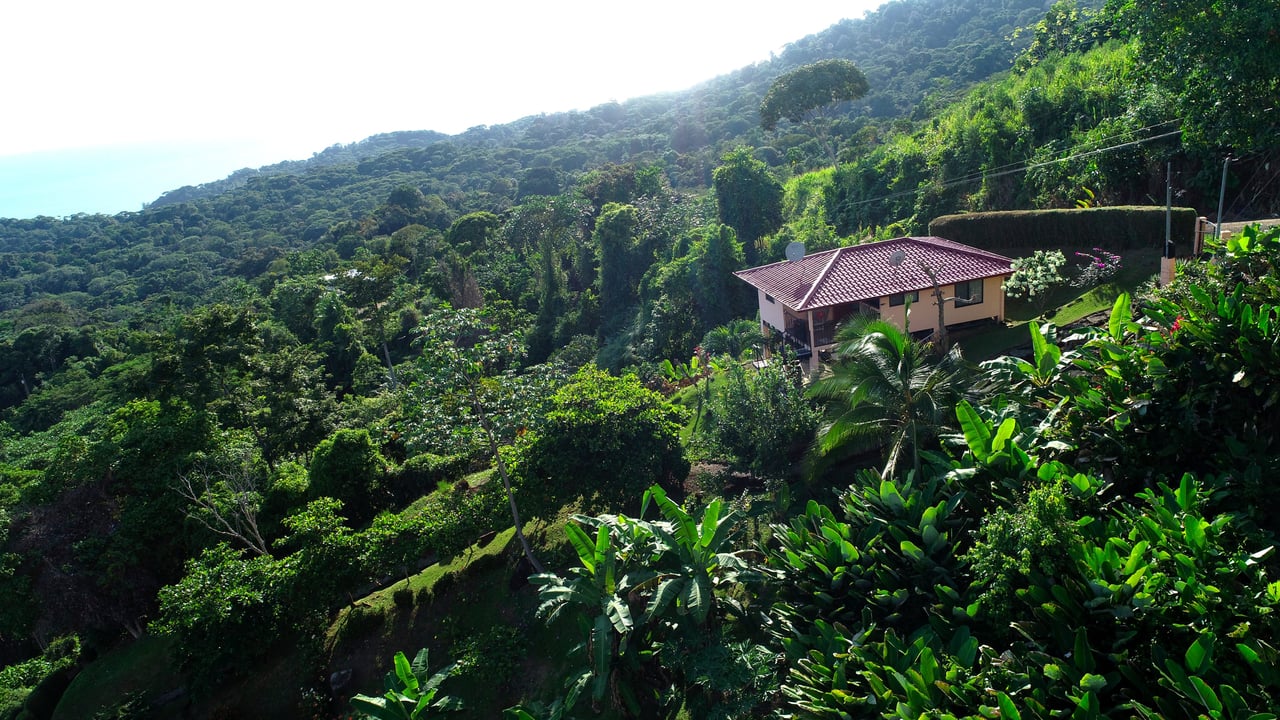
[705,359,818,479]
[2,0,1279,715]
[351,648,463,719]
[807,317,968,477]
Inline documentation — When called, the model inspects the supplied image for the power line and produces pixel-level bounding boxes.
[842,120,1184,210]
[996,128,1183,180]
[943,118,1183,188]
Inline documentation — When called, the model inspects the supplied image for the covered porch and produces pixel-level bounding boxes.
[763,299,879,368]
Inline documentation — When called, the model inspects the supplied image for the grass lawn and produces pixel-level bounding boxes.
[52,636,186,720]
[669,367,736,444]
[958,246,1161,360]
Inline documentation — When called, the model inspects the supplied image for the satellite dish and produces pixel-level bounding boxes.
[785,241,806,262]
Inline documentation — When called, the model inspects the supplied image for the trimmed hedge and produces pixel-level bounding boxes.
[400,453,468,487]
[929,206,1199,254]
[392,453,470,504]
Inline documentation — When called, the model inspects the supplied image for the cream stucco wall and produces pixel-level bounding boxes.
[941,275,1007,327]
[874,275,1008,335]
[878,297,910,331]
[757,288,786,331]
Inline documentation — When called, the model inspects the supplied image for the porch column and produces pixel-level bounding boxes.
[997,276,1006,323]
[807,310,819,373]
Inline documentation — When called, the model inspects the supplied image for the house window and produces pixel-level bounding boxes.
[765,294,776,304]
[889,290,919,307]
[954,279,984,306]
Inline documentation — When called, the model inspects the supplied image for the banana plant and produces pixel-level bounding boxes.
[980,321,1081,404]
[350,648,462,719]
[636,485,754,629]
[658,354,704,388]
[530,489,762,716]
[660,352,727,433]
[502,696,572,720]
[529,521,641,714]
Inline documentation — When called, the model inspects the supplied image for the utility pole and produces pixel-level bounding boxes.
[1165,162,1173,260]
[1216,156,1230,241]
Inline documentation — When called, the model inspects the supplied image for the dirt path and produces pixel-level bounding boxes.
[1220,219,1280,235]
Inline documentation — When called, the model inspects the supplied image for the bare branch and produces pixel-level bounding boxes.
[175,461,270,556]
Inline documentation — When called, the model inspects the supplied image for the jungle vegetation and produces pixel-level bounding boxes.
[1,0,1279,716]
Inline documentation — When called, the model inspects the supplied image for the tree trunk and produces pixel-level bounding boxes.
[472,386,544,574]
[381,338,398,389]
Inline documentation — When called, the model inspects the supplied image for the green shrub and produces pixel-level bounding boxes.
[705,361,817,478]
[41,635,80,665]
[334,605,385,647]
[17,667,72,720]
[431,572,456,597]
[964,478,1082,627]
[359,482,508,594]
[259,461,309,538]
[395,453,468,501]
[452,626,525,687]
[0,691,25,720]
[506,366,689,514]
[276,498,365,616]
[308,428,391,524]
[0,635,82,720]
[152,544,288,686]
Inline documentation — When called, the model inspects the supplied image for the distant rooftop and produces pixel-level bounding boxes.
[733,236,1013,310]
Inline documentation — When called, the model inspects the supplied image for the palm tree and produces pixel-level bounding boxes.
[807,317,967,479]
[701,318,764,360]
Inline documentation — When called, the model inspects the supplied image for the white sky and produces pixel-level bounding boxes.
[0,1,890,217]
[1,0,884,161]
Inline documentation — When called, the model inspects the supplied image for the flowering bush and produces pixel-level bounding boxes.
[1003,249,1067,317]
[1072,247,1122,287]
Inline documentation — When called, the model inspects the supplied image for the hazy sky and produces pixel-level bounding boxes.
[0,1,886,217]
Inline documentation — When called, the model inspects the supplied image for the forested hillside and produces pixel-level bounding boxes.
[145,0,1053,210]
[2,0,1279,716]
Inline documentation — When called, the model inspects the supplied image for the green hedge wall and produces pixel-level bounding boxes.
[929,207,1200,254]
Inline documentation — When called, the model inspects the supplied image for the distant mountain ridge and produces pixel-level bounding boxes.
[147,0,1053,209]
[0,0,1063,327]
[148,130,453,209]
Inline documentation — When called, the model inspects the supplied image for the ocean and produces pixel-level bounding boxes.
[0,140,298,219]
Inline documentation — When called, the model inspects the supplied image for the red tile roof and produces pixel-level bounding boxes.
[733,236,1013,311]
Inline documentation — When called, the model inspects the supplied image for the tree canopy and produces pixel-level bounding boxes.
[760,59,870,163]
[759,59,871,132]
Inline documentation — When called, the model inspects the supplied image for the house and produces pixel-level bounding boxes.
[733,236,1014,369]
